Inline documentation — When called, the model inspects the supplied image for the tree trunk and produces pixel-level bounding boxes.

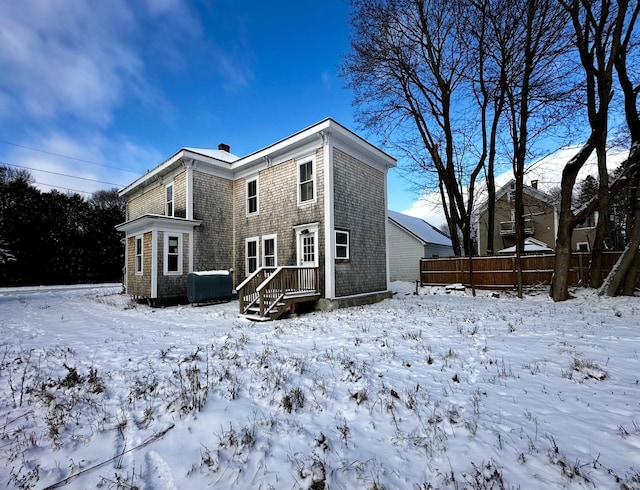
[600,170,640,296]
[588,142,610,287]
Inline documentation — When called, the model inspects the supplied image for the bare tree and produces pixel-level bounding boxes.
[552,0,638,300]
[599,0,640,296]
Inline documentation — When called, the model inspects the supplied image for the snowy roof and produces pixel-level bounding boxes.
[388,210,452,246]
[497,237,553,254]
[183,148,239,163]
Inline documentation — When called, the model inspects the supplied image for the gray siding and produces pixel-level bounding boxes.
[388,220,423,282]
[232,148,325,289]
[333,148,387,296]
[192,171,234,274]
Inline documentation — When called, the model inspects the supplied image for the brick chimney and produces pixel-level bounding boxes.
[218,143,230,152]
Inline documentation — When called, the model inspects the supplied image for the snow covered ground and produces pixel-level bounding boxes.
[0,282,639,489]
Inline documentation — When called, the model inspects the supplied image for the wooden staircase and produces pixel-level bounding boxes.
[236,266,320,321]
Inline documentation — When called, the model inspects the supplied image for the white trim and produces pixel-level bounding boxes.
[245,236,259,274]
[185,161,194,220]
[164,233,183,275]
[246,175,259,216]
[323,132,335,298]
[295,223,319,267]
[576,241,590,252]
[335,230,350,260]
[151,230,158,299]
[135,235,143,275]
[262,234,277,267]
[165,182,174,217]
[297,154,317,206]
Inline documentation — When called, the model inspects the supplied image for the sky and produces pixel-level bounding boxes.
[0,0,421,218]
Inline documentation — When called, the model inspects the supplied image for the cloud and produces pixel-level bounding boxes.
[0,0,148,127]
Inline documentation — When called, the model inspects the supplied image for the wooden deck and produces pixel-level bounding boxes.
[236,266,320,321]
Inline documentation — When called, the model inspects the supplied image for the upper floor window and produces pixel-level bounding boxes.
[164,234,182,275]
[166,183,174,217]
[262,235,277,267]
[335,230,350,260]
[298,158,315,204]
[576,212,596,229]
[135,236,143,274]
[247,177,258,216]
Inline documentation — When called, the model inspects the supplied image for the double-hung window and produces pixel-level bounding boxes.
[298,158,315,204]
[246,237,258,274]
[335,230,350,260]
[135,236,143,274]
[247,177,258,216]
[165,234,181,274]
[166,183,174,217]
[262,235,277,267]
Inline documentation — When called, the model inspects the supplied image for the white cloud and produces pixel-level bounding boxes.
[0,0,147,126]
[401,146,629,228]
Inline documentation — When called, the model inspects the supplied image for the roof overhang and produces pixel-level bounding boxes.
[118,118,397,198]
[116,214,202,236]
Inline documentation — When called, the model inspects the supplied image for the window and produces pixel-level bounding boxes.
[166,183,174,217]
[247,177,258,215]
[246,237,258,274]
[298,159,315,204]
[335,230,350,259]
[576,212,596,228]
[577,242,590,252]
[135,236,143,274]
[302,234,315,263]
[165,234,182,274]
[262,235,277,267]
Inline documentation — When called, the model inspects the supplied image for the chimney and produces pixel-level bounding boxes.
[218,143,230,152]
[531,179,538,189]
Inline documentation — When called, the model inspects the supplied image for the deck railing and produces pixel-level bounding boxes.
[237,266,319,317]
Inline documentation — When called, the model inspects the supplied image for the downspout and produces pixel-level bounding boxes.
[322,130,335,299]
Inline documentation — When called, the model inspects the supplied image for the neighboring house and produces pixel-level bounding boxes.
[116,118,397,318]
[474,179,597,255]
[387,210,454,282]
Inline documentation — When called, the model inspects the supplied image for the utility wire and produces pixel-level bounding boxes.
[1,161,126,187]
[0,139,140,174]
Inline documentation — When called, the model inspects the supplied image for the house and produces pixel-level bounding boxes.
[387,210,453,282]
[474,179,597,256]
[116,118,397,318]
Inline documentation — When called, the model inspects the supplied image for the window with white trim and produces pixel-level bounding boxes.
[165,234,182,274]
[335,230,350,260]
[166,183,174,217]
[247,177,258,216]
[246,237,259,274]
[298,158,315,204]
[135,236,143,274]
[262,235,277,267]
[577,242,590,252]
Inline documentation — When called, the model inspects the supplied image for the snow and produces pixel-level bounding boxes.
[1,283,639,489]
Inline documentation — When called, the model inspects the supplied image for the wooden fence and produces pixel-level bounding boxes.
[420,252,640,290]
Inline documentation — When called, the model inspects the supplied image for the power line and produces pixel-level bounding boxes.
[35,182,95,196]
[0,139,140,174]
[1,161,126,187]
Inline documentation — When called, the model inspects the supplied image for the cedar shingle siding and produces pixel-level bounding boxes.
[333,148,387,296]
[116,119,396,307]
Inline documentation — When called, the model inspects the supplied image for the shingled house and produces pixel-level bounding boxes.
[116,118,397,319]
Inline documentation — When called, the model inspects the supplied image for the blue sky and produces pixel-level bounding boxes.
[0,0,422,216]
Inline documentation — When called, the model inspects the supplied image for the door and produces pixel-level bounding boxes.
[295,225,318,291]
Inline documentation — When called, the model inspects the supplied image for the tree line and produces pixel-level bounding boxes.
[0,166,125,286]
[341,0,640,300]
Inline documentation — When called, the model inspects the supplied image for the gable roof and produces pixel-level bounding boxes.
[475,179,557,216]
[497,237,553,255]
[119,118,396,198]
[388,210,452,246]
